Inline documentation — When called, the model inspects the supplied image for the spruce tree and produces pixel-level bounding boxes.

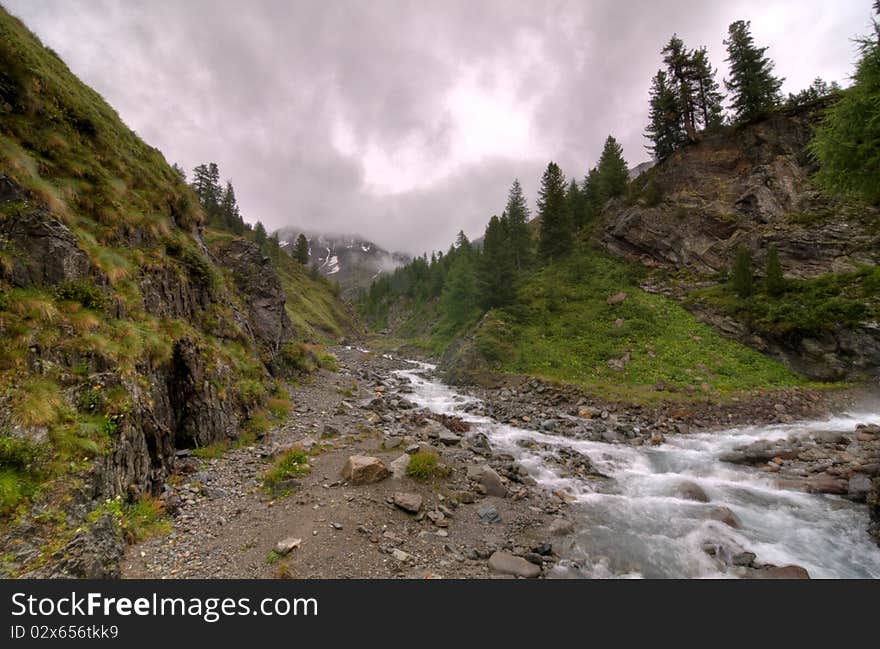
[691,47,725,129]
[172,163,186,183]
[662,35,698,141]
[809,3,880,203]
[645,69,684,161]
[724,20,784,123]
[564,179,583,232]
[596,136,629,200]
[478,215,516,309]
[440,253,478,328]
[765,245,784,296]
[293,233,310,265]
[254,221,268,248]
[219,181,244,233]
[505,179,532,270]
[732,247,754,298]
[191,162,222,222]
[580,166,602,227]
[537,161,572,262]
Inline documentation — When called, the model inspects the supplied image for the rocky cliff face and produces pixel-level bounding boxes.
[0,172,297,576]
[599,105,880,380]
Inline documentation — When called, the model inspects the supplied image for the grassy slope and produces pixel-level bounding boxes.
[448,248,806,400]
[0,8,351,531]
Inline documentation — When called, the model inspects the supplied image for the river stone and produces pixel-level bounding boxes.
[418,420,448,439]
[342,455,389,485]
[704,506,742,529]
[438,429,462,445]
[547,518,575,536]
[847,473,872,501]
[274,537,302,555]
[477,467,508,497]
[389,454,410,479]
[806,472,848,495]
[488,551,541,578]
[673,480,710,503]
[393,492,423,513]
[746,564,810,579]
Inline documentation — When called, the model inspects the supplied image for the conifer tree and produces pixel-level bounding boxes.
[293,233,310,265]
[537,162,572,262]
[504,179,532,270]
[254,221,268,248]
[691,47,725,129]
[765,245,784,296]
[478,215,516,309]
[645,69,684,160]
[580,166,602,227]
[809,3,880,203]
[564,179,583,231]
[662,35,698,141]
[219,181,244,233]
[440,253,478,328]
[732,247,754,298]
[191,162,222,221]
[724,20,784,123]
[172,163,186,183]
[596,136,629,200]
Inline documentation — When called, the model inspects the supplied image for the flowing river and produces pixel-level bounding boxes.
[394,360,880,579]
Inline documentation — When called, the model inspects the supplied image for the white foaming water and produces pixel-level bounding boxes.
[394,361,880,579]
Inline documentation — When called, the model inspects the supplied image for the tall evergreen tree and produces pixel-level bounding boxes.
[504,179,532,270]
[564,179,583,233]
[254,221,268,248]
[662,35,698,141]
[440,253,478,328]
[765,245,784,296]
[219,181,244,233]
[191,162,222,221]
[724,20,784,123]
[645,69,684,160]
[596,136,629,200]
[478,215,516,309]
[171,163,186,183]
[537,162,572,262]
[293,233,310,265]
[580,166,603,227]
[691,47,725,129]
[809,3,880,203]
[731,247,754,298]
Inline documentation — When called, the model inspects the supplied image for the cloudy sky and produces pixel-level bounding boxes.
[5,0,873,254]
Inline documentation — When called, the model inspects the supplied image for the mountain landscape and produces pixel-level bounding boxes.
[276,229,409,299]
[1,2,879,582]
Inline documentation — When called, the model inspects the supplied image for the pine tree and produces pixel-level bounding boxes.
[580,166,602,227]
[478,215,516,309]
[191,162,222,221]
[645,69,684,161]
[505,179,532,270]
[440,252,478,328]
[172,163,186,183]
[596,136,629,200]
[662,35,698,141]
[537,161,572,262]
[765,245,784,296]
[809,4,880,203]
[732,247,754,298]
[691,47,725,129]
[564,179,582,232]
[724,20,784,123]
[254,221,268,248]
[219,181,244,233]
[293,233,310,265]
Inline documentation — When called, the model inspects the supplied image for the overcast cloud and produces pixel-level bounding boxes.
[5,0,873,254]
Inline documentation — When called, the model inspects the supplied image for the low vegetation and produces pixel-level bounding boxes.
[406,450,439,480]
[263,446,311,494]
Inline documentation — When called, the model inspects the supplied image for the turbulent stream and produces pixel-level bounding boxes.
[394,360,880,579]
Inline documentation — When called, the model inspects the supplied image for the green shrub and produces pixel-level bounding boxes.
[406,451,438,480]
[264,447,310,492]
[54,280,107,311]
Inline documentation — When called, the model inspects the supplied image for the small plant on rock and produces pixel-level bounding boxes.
[406,451,438,481]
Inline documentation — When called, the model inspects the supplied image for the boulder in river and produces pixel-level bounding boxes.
[673,480,710,503]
